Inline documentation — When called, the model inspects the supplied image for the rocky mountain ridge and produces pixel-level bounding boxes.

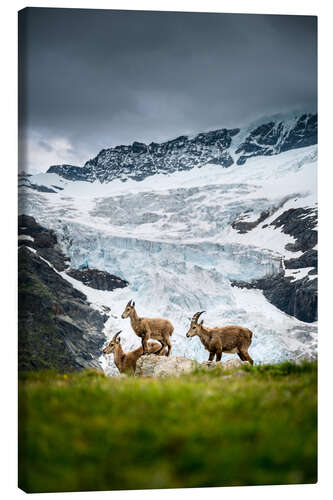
[47,113,317,183]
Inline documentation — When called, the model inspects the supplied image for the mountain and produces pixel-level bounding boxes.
[19,112,318,372]
[18,215,127,372]
[47,113,317,183]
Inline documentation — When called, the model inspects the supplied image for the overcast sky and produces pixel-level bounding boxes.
[19,8,317,173]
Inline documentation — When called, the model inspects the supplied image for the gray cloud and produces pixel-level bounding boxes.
[38,140,53,153]
[19,8,317,172]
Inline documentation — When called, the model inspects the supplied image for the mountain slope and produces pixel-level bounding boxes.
[18,215,128,372]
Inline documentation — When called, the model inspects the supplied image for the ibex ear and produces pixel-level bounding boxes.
[200,320,203,325]
[116,336,121,343]
[132,301,135,307]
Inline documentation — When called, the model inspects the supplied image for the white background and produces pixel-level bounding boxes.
[1,1,331,499]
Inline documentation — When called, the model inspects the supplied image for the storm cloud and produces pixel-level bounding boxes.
[18,8,317,172]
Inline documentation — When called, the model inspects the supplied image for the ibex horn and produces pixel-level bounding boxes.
[113,330,122,340]
[192,311,205,323]
[126,299,133,307]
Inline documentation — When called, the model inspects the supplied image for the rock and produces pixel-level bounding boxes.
[231,209,271,234]
[285,249,317,270]
[222,359,250,370]
[230,205,318,323]
[135,355,199,377]
[200,359,249,371]
[270,207,317,253]
[47,164,91,182]
[18,214,69,271]
[232,274,317,323]
[66,267,128,291]
[135,355,250,377]
[231,195,298,235]
[28,182,57,193]
[200,361,218,370]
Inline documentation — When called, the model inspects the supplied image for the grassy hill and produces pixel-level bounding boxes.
[19,361,317,493]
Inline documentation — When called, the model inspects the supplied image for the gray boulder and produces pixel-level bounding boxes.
[135,355,199,377]
[135,354,250,377]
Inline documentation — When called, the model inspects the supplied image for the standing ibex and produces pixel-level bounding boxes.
[186,311,254,364]
[103,331,166,375]
[121,300,174,356]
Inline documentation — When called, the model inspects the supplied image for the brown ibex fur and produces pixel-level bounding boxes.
[121,300,174,356]
[103,331,166,375]
[186,311,254,364]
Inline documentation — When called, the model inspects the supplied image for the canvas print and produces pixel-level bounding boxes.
[18,8,317,493]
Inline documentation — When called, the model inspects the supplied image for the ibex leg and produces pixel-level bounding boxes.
[239,348,254,365]
[215,351,222,362]
[208,351,215,362]
[165,338,172,357]
[237,351,246,361]
[142,336,150,355]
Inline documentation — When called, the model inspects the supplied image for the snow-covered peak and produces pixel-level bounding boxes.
[45,112,317,184]
[233,113,317,165]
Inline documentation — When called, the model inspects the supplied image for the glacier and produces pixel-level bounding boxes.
[19,142,317,375]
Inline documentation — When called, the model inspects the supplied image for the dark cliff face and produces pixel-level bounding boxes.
[18,245,107,372]
[84,127,240,182]
[231,206,318,323]
[49,128,239,183]
[18,216,129,373]
[270,206,317,253]
[232,273,317,324]
[47,164,91,181]
[18,214,70,271]
[66,267,128,291]
[46,113,317,183]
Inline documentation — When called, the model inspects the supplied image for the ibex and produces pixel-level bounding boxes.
[102,331,166,375]
[186,311,254,364]
[121,300,174,356]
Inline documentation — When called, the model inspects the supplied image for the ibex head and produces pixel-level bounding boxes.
[103,331,121,354]
[121,299,135,319]
[186,311,205,337]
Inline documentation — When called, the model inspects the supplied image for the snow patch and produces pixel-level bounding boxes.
[18,234,34,242]
[285,267,316,281]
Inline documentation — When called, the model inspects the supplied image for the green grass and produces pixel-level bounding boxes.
[18,361,317,493]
